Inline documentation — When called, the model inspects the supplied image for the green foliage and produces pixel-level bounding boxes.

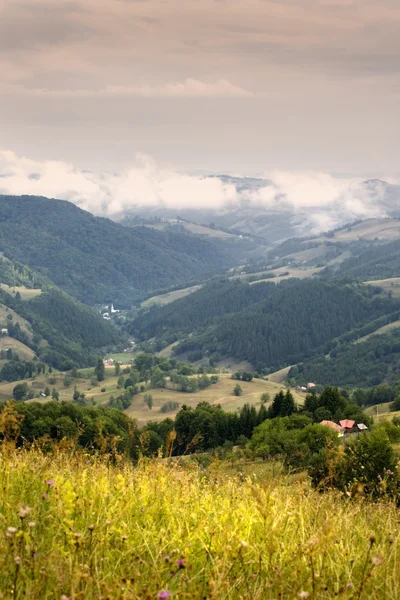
[261,392,270,404]
[160,401,179,413]
[173,402,268,454]
[144,393,153,410]
[309,428,399,499]
[95,358,105,382]
[12,382,29,401]
[233,383,242,396]
[0,401,138,456]
[268,390,296,418]
[302,386,369,425]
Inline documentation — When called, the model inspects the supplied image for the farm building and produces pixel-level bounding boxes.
[339,419,357,433]
[320,420,345,437]
[356,423,368,432]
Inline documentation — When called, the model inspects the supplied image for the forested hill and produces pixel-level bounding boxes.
[0,195,249,305]
[0,287,123,371]
[132,279,400,372]
[323,239,400,281]
[289,327,400,388]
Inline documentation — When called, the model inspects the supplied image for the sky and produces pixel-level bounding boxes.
[1,0,399,175]
[0,0,399,223]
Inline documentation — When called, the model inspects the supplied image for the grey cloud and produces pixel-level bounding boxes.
[0,1,91,51]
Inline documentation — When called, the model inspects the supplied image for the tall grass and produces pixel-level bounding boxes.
[0,447,399,599]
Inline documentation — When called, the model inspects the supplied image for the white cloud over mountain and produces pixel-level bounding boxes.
[0,150,397,234]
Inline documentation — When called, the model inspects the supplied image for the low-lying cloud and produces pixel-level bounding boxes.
[0,150,397,234]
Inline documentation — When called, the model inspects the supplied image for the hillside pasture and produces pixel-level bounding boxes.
[125,374,304,425]
[354,320,400,344]
[247,265,323,285]
[141,284,202,308]
[364,277,400,299]
[0,369,304,424]
[0,303,33,341]
[0,283,42,300]
[0,336,36,362]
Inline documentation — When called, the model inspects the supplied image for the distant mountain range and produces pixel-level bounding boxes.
[119,176,400,244]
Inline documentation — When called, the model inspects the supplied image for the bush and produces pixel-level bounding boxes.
[233,383,242,397]
[160,401,180,413]
[309,428,399,498]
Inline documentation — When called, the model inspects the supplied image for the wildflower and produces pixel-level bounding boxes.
[6,526,18,537]
[372,556,384,566]
[46,480,54,487]
[28,522,36,528]
[15,556,22,565]
[158,591,171,599]
[377,474,382,480]
[299,592,310,599]
[42,493,47,500]
[177,559,185,569]
[19,505,31,519]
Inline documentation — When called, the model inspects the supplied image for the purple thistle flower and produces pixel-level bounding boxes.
[158,591,171,599]
[177,559,185,569]
[46,480,54,487]
[377,474,381,480]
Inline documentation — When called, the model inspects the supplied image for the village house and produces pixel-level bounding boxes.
[339,419,357,434]
[321,420,368,437]
[320,420,345,437]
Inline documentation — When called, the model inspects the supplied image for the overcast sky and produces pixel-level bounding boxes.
[1,0,399,176]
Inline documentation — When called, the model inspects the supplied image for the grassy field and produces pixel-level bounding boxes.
[365,402,400,423]
[0,370,304,425]
[142,285,202,308]
[1,448,400,599]
[106,352,136,364]
[354,320,400,344]
[364,278,400,299]
[126,374,305,426]
[245,266,323,285]
[0,283,42,300]
[0,304,33,341]
[0,336,36,362]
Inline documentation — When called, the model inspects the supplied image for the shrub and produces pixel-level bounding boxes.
[233,383,242,397]
[160,401,180,413]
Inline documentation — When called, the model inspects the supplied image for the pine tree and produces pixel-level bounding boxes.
[281,391,296,416]
[95,358,105,382]
[269,391,284,418]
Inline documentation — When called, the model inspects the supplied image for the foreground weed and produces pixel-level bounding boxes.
[0,448,399,599]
